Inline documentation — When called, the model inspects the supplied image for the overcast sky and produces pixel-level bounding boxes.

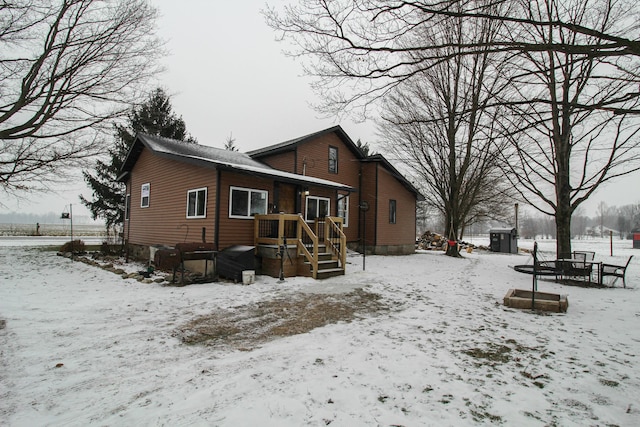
[2,0,638,220]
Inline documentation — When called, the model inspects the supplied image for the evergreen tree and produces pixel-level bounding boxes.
[224,132,238,151]
[355,138,373,157]
[80,88,196,234]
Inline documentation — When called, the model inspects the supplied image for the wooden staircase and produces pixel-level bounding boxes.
[255,214,346,279]
[301,244,344,279]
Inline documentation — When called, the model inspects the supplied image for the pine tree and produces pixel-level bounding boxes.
[356,139,373,157]
[224,132,238,151]
[80,88,196,234]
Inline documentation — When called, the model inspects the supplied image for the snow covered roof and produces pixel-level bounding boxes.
[118,133,354,191]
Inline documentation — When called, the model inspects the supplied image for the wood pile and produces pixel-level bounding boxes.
[416,231,478,252]
[416,231,447,250]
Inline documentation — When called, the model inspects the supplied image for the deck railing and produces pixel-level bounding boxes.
[297,218,319,275]
[325,217,346,269]
[254,213,299,246]
[254,214,346,278]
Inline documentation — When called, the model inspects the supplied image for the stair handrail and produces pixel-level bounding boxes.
[296,214,319,278]
[325,216,347,269]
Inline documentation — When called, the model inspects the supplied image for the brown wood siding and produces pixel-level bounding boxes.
[360,162,378,247]
[259,151,296,173]
[294,133,360,242]
[294,133,360,187]
[374,166,417,246]
[124,149,217,247]
[253,132,362,243]
[217,171,275,249]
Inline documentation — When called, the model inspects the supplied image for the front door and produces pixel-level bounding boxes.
[277,183,297,213]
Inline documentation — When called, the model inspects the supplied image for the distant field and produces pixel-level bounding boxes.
[0,223,106,237]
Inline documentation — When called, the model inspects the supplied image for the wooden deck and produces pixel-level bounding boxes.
[254,214,346,279]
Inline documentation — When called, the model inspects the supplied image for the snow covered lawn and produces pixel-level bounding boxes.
[1,239,639,426]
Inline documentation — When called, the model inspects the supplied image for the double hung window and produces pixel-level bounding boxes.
[328,146,338,174]
[187,188,207,218]
[229,186,268,219]
[141,183,150,208]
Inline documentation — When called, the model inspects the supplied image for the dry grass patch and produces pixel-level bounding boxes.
[176,289,386,349]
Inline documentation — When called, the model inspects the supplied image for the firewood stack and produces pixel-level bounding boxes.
[416,231,446,250]
[416,231,478,252]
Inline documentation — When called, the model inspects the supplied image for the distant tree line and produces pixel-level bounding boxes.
[0,211,98,225]
[417,200,640,240]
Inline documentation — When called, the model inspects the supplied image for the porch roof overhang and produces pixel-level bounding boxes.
[182,153,356,192]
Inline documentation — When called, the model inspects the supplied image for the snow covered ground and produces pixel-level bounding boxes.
[1,238,639,426]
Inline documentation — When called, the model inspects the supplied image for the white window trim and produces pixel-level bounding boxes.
[186,187,207,219]
[140,183,150,208]
[338,195,349,227]
[229,186,268,219]
[305,195,331,222]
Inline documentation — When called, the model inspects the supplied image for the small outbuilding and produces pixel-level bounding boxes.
[490,228,518,254]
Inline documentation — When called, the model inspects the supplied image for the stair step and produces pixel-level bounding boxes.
[299,252,334,261]
[304,259,338,268]
[315,268,345,280]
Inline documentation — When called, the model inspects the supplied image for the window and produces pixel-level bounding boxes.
[229,186,268,219]
[306,196,330,221]
[337,195,349,227]
[328,146,338,174]
[141,183,150,208]
[389,199,397,224]
[187,187,207,218]
[125,194,131,220]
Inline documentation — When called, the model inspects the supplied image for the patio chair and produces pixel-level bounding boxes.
[572,251,595,282]
[601,255,633,288]
[573,251,595,262]
[554,252,586,282]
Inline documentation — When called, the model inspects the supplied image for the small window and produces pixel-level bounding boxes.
[328,146,338,174]
[389,199,397,224]
[229,186,268,219]
[141,183,150,208]
[337,195,349,227]
[125,194,131,220]
[306,196,330,221]
[187,187,207,218]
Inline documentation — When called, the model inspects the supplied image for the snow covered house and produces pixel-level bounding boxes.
[118,126,422,279]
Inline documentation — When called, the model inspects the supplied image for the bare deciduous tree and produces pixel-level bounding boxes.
[498,0,640,256]
[378,3,514,255]
[266,0,640,256]
[0,0,162,195]
[265,0,640,115]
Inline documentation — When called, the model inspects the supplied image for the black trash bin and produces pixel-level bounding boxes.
[217,245,256,282]
[489,228,518,254]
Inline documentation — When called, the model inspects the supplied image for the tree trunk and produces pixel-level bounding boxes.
[556,196,572,258]
[446,240,462,257]
[555,213,572,258]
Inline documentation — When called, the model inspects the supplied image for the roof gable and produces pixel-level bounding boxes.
[247,125,365,160]
[363,154,424,200]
